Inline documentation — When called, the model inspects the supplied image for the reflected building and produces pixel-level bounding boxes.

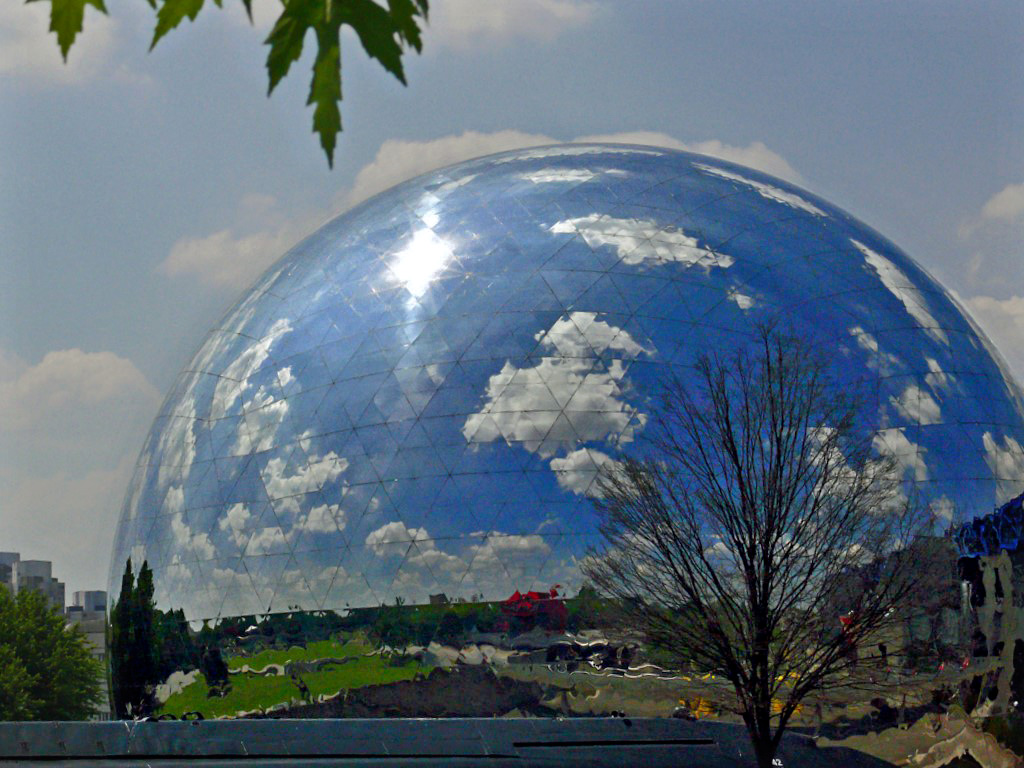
[109,145,1024,723]
[66,591,110,719]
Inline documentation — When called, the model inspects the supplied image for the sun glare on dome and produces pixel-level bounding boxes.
[390,213,451,298]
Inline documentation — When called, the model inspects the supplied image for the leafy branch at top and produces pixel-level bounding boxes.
[27,0,429,167]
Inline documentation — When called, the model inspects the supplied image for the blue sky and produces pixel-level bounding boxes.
[2,0,1022,594]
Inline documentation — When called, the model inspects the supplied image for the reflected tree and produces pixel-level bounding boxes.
[583,325,938,768]
[109,558,161,718]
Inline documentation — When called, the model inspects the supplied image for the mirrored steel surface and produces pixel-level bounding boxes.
[110,144,1024,622]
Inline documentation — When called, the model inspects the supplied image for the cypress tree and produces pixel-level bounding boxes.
[109,558,135,718]
[131,561,159,715]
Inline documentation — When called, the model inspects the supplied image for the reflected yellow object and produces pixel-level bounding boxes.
[679,697,716,719]
[771,697,802,716]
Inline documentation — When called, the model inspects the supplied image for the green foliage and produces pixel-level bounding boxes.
[154,607,197,680]
[435,610,463,646]
[133,561,160,690]
[0,586,103,720]
[26,0,107,60]
[108,558,134,717]
[26,0,428,166]
[371,600,414,648]
[0,643,35,720]
[198,644,230,691]
[151,0,205,49]
[109,558,162,718]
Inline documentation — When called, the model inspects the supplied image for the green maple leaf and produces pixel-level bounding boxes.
[265,0,317,95]
[28,0,108,61]
[151,0,207,49]
[338,0,406,84]
[29,0,428,166]
[387,0,428,51]
[309,16,342,166]
[265,0,427,167]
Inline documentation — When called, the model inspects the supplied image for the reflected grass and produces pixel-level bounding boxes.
[225,638,372,671]
[159,637,427,718]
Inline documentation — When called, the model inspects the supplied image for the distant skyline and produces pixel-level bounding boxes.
[2,0,1022,594]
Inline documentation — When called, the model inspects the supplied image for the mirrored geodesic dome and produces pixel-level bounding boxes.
[111,144,1024,626]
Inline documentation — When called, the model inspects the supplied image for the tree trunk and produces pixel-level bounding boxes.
[745,705,778,768]
[752,735,778,768]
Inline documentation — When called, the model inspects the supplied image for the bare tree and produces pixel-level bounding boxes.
[583,325,937,768]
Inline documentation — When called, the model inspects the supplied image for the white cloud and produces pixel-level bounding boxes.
[233,371,291,454]
[160,132,800,294]
[550,214,735,270]
[465,532,550,571]
[0,348,158,431]
[980,182,1024,223]
[219,502,253,548]
[346,130,556,207]
[962,295,1024,384]
[539,312,651,358]
[243,524,290,555]
[924,358,953,392]
[496,144,662,163]
[703,536,732,560]
[296,503,345,535]
[694,163,824,215]
[164,131,803,291]
[889,383,941,426]
[728,290,754,311]
[156,394,196,490]
[159,194,329,291]
[520,168,619,185]
[462,312,649,458]
[347,130,801,209]
[848,326,901,376]
[957,183,1024,295]
[211,565,251,590]
[550,447,615,496]
[160,217,320,292]
[0,348,159,594]
[210,317,293,419]
[929,496,955,523]
[463,312,650,498]
[427,0,597,51]
[363,521,556,600]
[170,512,215,560]
[408,544,465,575]
[853,239,948,347]
[982,432,1024,504]
[261,451,349,515]
[364,521,466,581]
[278,564,343,593]
[218,501,315,555]
[163,484,185,515]
[576,133,803,182]
[873,427,929,483]
[365,521,430,555]
[0,0,116,85]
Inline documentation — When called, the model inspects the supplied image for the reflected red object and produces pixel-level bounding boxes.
[500,585,567,631]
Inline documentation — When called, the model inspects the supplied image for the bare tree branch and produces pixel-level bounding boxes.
[582,323,944,768]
